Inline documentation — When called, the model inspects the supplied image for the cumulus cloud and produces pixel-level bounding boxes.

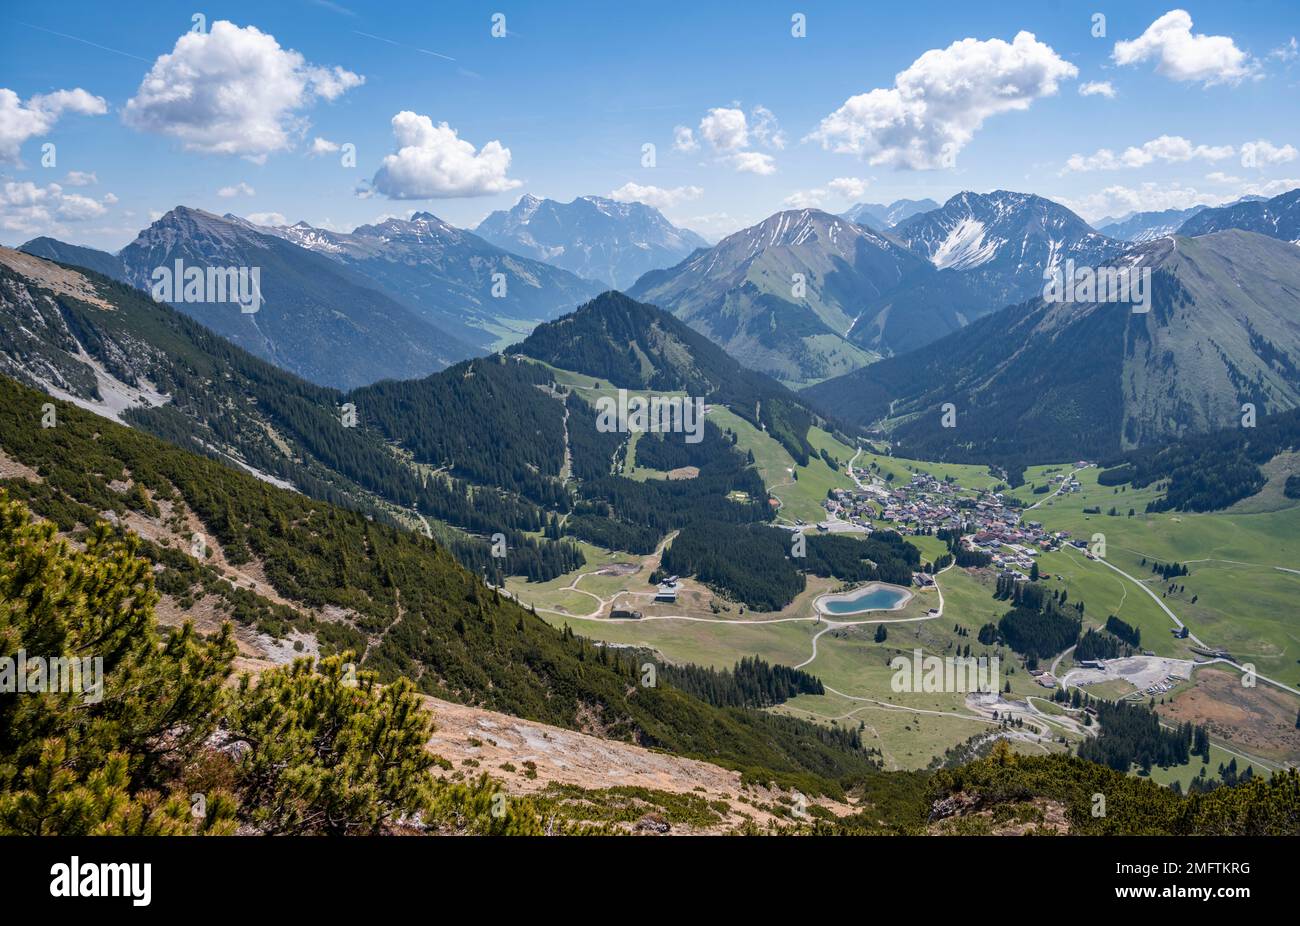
[245,211,289,227]
[1078,81,1117,98]
[1063,135,1235,173]
[1240,139,1298,168]
[608,182,703,210]
[0,87,107,163]
[699,107,749,152]
[672,125,698,153]
[729,151,776,175]
[749,106,786,150]
[688,105,783,172]
[1113,10,1253,86]
[827,177,871,199]
[217,181,256,198]
[1061,177,1300,223]
[309,136,341,156]
[784,177,872,209]
[0,180,116,234]
[806,31,1076,170]
[781,190,825,209]
[370,111,521,199]
[123,21,363,159]
[63,170,98,186]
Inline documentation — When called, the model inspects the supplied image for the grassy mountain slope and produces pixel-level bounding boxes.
[805,231,1300,473]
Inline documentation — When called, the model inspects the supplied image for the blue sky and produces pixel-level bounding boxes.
[1,0,1297,250]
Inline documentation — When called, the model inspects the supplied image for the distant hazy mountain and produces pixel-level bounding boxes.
[1177,188,1300,242]
[891,191,1122,307]
[628,209,943,386]
[841,198,940,229]
[475,194,709,290]
[18,236,127,281]
[1098,206,1209,242]
[250,211,602,351]
[116,207,469,389]
[805,230,1300,470]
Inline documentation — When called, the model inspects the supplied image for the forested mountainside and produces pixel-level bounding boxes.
[0,252,806,586]
[0,248,578,582]
[513,290,820,465]
[1097,407,1300,512]
[0,372,881,792]
[804,231,1300,477]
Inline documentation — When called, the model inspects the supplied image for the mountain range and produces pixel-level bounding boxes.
[1176,188,1300,242]
[841,198,940,228]
[21,207,476,389]
[889,190,1122,308]
[254,209,602,350]
[475,194,709,290]
[1097,206,1210,243]
[629,192,1125,387]
[628,209,925,386]
[804,229,1300,473]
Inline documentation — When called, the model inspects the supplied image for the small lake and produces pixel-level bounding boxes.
[816,583,911,615]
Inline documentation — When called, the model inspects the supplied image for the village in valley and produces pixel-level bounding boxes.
[813,456,1090,584]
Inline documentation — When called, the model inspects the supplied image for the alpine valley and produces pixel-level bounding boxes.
[4,184,1300,837]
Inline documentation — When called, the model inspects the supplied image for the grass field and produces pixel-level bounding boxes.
[1024,463,1300,687]
[504,362,1300,778]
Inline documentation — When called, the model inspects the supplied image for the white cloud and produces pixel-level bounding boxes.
[608,182,703,210]
[0,87,108,163]
[807,31,1076,170]
[672,125,698,153]
[123,21,363,159]
[1078,81,1117,98]
[827,177,871,199]
[699,107,749,152]
[1060,182,1213,222]
[370,111,521,199]
[1240,177,1300,198]
[63,170,98,187]
[309,136,341,156]
[1063,135,1235,173]
[1204,171,1242,184]
[679,211,745,240]
[1270,37,1298,62]
[749,105,786,150]
[0,180,116,234]
[245,211,289,227]
[217,181,256,198]
[729,151,776,175]
[690,105,783,172]
[1113,10,1253,86]
[784,177,873,209]
[1061,176,1300,224]
[782,190,825,209]
[1240,139,1298,168]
